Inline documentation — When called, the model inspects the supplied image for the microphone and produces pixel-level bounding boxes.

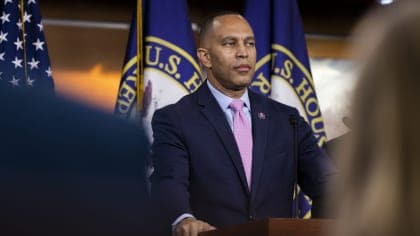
[289,115,299,218]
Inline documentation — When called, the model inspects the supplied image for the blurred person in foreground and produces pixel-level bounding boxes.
[0,84,150,236]
[331,2,420,236]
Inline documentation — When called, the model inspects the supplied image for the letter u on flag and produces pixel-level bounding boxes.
[114,0,201,141]
[244,0,328,218]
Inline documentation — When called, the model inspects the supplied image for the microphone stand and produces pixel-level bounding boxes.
[289,115,299,218]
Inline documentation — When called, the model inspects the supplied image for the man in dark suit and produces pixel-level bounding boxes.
[150,13,336,236]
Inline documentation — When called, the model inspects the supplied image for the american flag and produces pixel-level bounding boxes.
[0,0,54,91]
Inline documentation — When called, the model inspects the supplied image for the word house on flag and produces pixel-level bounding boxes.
[0,0,54,91]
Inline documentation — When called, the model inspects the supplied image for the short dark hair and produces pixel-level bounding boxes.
[199,11,242,47]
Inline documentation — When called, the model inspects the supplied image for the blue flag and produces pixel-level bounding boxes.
[114,0,201,141]
[114,12,138,120]
[244,0,328,218]
[0,0,54,91]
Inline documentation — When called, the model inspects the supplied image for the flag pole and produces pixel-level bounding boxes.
[136,0,144,112]
[20,0,29,85]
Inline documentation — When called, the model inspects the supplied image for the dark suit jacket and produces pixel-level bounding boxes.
[150,82,335,229]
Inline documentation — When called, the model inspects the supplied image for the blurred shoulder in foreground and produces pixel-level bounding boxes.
[0,84,151,236]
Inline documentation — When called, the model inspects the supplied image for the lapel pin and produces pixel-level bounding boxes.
[258,112,266,120]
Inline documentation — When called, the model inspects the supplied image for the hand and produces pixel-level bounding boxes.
[174,217,216,236]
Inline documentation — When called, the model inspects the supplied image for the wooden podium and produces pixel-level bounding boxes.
[199,218,334,236]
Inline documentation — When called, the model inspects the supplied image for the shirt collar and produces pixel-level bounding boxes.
[207,80,251,111]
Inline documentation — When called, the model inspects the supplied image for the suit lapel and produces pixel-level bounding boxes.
[198,83,250,195]
[249,90,269,200]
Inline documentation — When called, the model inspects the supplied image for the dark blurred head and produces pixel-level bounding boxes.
[0,85,151,235]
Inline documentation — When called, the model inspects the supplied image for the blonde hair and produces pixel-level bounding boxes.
[332,2,420,236]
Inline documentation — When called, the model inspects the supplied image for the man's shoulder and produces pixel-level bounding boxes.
[250,90,299,116]
[153,91,198,119]
[268,98,299,114]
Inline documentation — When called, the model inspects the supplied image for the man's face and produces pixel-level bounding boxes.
[200,15,256,95]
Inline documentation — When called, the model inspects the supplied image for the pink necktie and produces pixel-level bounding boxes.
[230,99,253,189]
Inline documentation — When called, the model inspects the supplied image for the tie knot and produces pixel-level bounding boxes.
[230,99,244,112]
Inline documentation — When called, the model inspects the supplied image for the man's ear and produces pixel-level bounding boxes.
[197,48,211,68]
